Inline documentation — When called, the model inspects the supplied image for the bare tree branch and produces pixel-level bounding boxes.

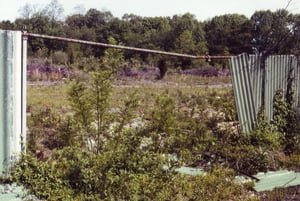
[285,0,294,10]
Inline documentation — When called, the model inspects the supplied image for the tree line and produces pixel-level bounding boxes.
[1,0,300,69]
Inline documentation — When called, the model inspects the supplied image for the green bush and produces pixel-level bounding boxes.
[52,51,68,65]
[160,168,260,201]
[12,153,74,201]
[18,61,261,200]
[272,89,300,154]
[18,46,300,200]
[12,151,259,200]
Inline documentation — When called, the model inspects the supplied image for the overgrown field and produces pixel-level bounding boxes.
[23,77,300,200]
[8,48,300,200]
[27,77,231,112]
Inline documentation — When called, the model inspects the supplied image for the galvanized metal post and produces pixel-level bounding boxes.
[21,31,27,152]
[0,30,11,173]
[0,30,25,174]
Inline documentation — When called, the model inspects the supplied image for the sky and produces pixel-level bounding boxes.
[0,0,299,22]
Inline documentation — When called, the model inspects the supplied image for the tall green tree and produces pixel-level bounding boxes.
[85,8,113,29]
[65,14,86,29]
[68,37,127,152]
[0,20,15,30]
[175,30,195,54]
[286,13,300,55]
[250,9,293,55]
[205,14,252,56]
[169,13,207,69]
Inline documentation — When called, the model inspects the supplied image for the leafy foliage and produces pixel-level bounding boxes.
[6,4,300,199]
[3,2,300,70]
[14,49,264,200]
[272,88,300,154]
[17,77,300,200]
[12,153,74,200]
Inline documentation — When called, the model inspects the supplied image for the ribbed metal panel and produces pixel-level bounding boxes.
[288,56,300,116]
[265,55,289,119]
[230,54,300,134]
[295,57,300,117]
[264,55,299,119]
[229,53,256,133]
[0,30,25,174]
[249,54,262,115]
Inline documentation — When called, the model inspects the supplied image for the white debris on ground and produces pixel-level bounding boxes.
[0,183,39,201]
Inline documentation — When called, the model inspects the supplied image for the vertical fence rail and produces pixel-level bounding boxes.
[21,32,27,152]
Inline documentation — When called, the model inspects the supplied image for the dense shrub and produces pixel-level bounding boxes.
[27,58,73,81]
[12,153,74,200]
[16,47,300,200]
[52,51,69,65]
[19,80,300,200]
[182,67,218,77]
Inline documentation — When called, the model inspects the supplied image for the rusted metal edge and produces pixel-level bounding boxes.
[22,32,232,59]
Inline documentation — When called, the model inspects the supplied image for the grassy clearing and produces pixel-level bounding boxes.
[27,75,232,114]
[115,73,232,87]
[27,83,70,113]
[163,74,232,85]
[23,74,300,200]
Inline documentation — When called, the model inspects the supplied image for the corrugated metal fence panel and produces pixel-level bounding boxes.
[295,57,300,117]
[0,30,24,174]
[265,55,295,119]
[289,56,300,116]
[229,53,256,133]
[249,54,262,116]
[230,54,300,134]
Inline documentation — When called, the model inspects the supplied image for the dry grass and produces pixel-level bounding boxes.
[27,75,232,114]
[27,82,70,113]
